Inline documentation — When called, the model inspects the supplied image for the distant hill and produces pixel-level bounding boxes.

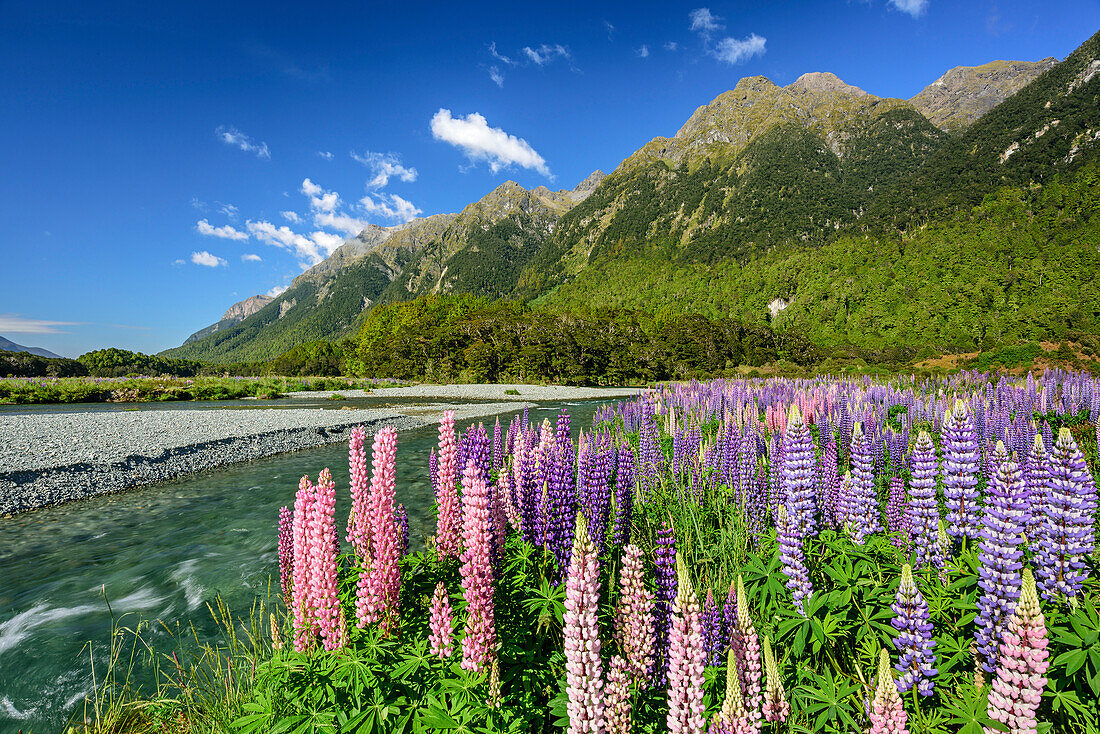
[183,294,274,344]
[0,335,63,359]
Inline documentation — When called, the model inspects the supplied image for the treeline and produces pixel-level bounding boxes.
[77,348,204,377]
[0,351,88,378]
[348,294,821,384]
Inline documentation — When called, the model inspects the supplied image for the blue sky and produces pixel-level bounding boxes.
[3,0,1098,357]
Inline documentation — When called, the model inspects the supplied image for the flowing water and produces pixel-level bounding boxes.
[0,398,616,734]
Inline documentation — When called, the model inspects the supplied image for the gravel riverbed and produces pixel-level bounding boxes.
[0,401,533,516]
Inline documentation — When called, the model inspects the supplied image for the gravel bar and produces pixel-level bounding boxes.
[0,402,532,516]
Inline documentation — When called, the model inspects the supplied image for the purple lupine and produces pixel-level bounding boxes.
[702,588,721,667]
[652,522,678,686]
[817,436,841,529]
[278,505,294,601]
[721,579,737,658]
[611,445,635,547]
[429,447,439,496]
[1022,434,1048,542]
[492,418,502,471]
[976,442,1028,672]
[781,404,818,536]
[847,423,882,543]
[1034,427,1098,602]
[776,505,813,615]
[891,564,937,696]
[557,408,571,447]
[549,439,578,575]
[906,431,943,570]
[395,503,409,558]
[942,399,981,544]
[886,476,909,548]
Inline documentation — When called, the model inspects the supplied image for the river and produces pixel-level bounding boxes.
[0,397,617,734]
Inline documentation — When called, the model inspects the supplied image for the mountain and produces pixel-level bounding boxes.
[183,294,274,344]
[0,336,63,359]
[910,58,1059,133]
[169,31,1100,363]
[163,174,602,363]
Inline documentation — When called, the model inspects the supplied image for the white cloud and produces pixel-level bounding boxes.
[360,193,422,223]
[190,197,207,211]
[281,210,301,223]
[313,211,368,237]
[318,151,334,160]
[351,151,418,188]
[888,0,928,17]
[489,66,505,87]
[218,203,239,219]
[242,253,262,262]
[301,178,339,212]
[664,41,679,51]
[191,251,227,267]
[522,44,570,66]
[266,285,289,297]
[196,219,249,241]
[711,34,767,64]
[488,42,515,66]
[216,126,270,159]
[246,220,344,266]
[689,8,722,33]
[430,108,551,177]
[636,45,650,58]
[0,314,77,334]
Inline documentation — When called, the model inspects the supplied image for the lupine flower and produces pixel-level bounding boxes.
[711,646,752,734]
[818,437,841,529]
[890,564,937,696]
[761,636,789,723]
[777,505,813,615]
[886,476,909,548]
[611,445,636,547]
[395,504,409,558]
[278,505,293,602]
[429,582,454,658]
[346,426,371,556]
[667,556,706,734]
[605,655,633,734]
[847,423,882,544]
[703,588,721,666]
[436,410,462,559]
[987,568,1049,734]
[358,427,400,633]
[563,514,605,734]
[614,543,655,680]
[291,475,316,651]
[492,417,502,470]
[906,431,943,570]
[868,648,908,734]
[721,580,736,658]
[1022,434,1047,541]
[730,575,763,732]
[942,399,981,544]
[781,404,818,535]
[310,468,345,651]
[652,522,678,685]
[976,442,1027,672]
[1034,427,1097,601]
[460,456,496,672]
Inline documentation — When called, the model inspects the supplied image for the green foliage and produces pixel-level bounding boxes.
[78,348,203,378]
[0,350,88,377]
[351,294,821,384]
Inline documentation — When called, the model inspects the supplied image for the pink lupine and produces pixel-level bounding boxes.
[291,475,316,651]
[761,636,788,723]
[436,410,463,558]
[460,456,496,673]
[868,648,908,734]
[429,581,454,659]
[730,575,763,734]
[359,426,400,633]
[563,514,605,734]
[310,469,345,651]
[667,556,706,734]
[346,426,371,555]
[614,543,655,680]
[605,654,632,734]
[986,568,1049,734]
[711,646,751,734]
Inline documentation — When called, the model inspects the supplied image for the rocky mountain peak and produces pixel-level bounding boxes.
[221,294,273,322]
[788,72,871,98]
[572,170,606,197]
[910,58,1058,132]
